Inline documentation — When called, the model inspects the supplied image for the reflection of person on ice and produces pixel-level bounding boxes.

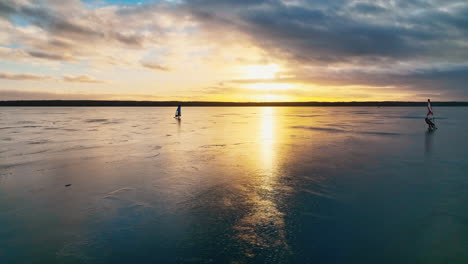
[425,99,436,130]
[425,116,436,130]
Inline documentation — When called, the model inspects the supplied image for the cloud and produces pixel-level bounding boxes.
[0,89,104,100]
[0,89,179,101]
[180,0,468,98]
[0,0,468,100]
[351,3,387,14]
[183,0,468,63]
[0,1,16,15]
[141,61,170,71]
[27,50,73,61]
[3,0,468,67]
[0,71,106,84]
[0,0,163,63]
[0,72,51,81]
[63,75,107,83]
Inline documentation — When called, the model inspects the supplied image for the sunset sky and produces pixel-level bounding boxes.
[1,0,467,101]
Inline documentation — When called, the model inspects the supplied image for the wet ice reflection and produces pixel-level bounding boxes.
[1,107,468,263]
[233,107,290,259]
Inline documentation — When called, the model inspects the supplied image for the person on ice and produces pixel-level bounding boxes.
[174,105,181,119]
[425,99,436,130]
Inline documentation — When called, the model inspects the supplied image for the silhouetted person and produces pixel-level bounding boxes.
[425,99,436,130]
[174,105,181,119]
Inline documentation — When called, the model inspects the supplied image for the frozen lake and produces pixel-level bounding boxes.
[1,107,467,263]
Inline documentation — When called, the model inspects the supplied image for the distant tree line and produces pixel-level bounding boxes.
[1,100,468,107]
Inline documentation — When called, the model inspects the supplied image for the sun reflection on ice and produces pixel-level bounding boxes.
[261,107,274,173]
[233,107,290,259]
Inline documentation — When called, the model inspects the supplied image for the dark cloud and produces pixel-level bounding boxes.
[141,62,170,71]
[18,5,107,41]
[185,0,468,63]
[241,7,435,61]
[186,0,269,8]
[0,1,16,15]
[113,32,143,47]
[408,7,468,36]
[48,19,104,39]
[27,50,72,61]
[48,39,74,49]
[351,3,387,14]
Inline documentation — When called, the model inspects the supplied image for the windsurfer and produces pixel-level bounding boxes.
[175,105,181,119]
[425,99,436,130]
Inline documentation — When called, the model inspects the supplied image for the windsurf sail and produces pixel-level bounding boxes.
[175,105,181,117]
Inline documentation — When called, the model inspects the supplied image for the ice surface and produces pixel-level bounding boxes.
[1,107,468,263]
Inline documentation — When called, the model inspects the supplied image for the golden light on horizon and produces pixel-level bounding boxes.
[246,83,294,90]
[246,82,295,102]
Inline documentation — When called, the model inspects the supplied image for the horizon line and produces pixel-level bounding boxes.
[1,100,468,107]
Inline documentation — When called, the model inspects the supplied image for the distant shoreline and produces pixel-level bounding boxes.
[1,100,468,107]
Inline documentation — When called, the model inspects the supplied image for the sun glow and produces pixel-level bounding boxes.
[246,82,294,90]
[255,94,290,101]
[242,64,280,79]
